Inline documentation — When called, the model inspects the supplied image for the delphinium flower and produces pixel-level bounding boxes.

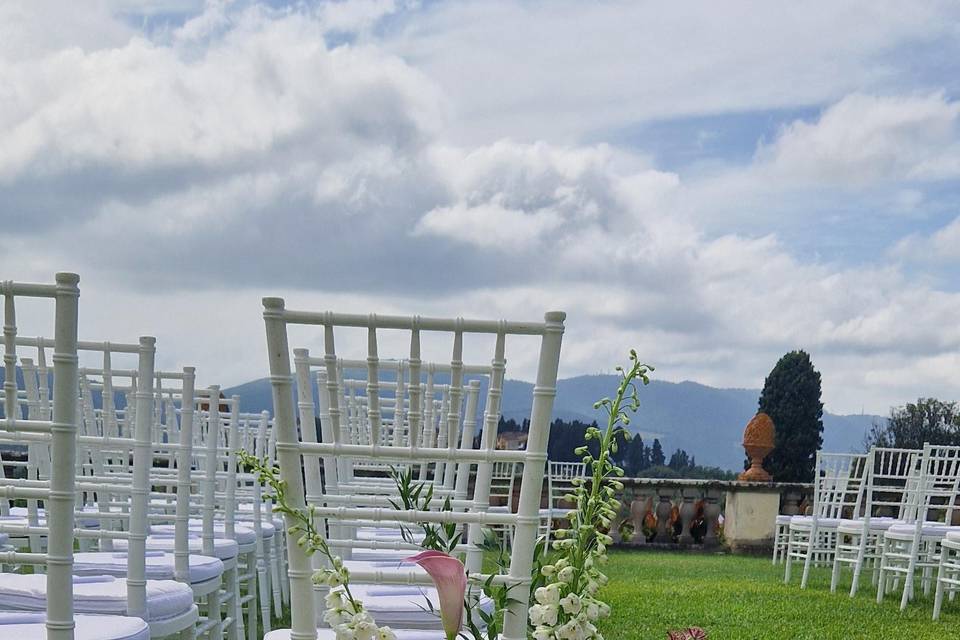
[528,351,651,640]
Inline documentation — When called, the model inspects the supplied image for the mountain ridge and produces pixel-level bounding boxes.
[224,373,881,471]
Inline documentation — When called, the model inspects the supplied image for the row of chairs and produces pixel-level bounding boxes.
[0,274,293,639]
[0,274,582,640]
[778,444,960,619]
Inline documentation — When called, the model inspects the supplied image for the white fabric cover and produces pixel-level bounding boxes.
[836,517,904,534]
[323,584,493,630]
[7,507,102,528]
[149,521,257,545]
[237,504,284,530]
[0,612,150,640]
[349,547,415,562]
[356,528,414,541]
[112,534,239,559]
[73,551,224,585]
[775,515,791,525]
[342,560,428,579]
[887,522,960,538]
[267,629,445,640]
[789,516,842,529]
[0,574,194,622]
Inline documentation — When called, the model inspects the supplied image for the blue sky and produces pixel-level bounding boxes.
[2,0,960,415]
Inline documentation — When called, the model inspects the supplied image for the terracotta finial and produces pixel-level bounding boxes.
[738,412,775,482]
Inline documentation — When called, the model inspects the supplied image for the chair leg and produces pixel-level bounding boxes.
[271,538,283,613]
[934,548,948,620]
[258,547,272,633]
[876,537,888,604]
[208,581,223,640]
[900,539,920,612]
[784,531,794,584]
[850,533,867,598]
[800,526,817,590]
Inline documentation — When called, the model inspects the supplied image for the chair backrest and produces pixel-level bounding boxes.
[263,301,565,640]
[490,461,518,511]
[864,447,923,521]
[811,451,869,521]
[912,443,960,527]
[548,461,587,510]
[0,273,79,640]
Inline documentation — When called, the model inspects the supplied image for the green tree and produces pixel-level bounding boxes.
[759,350,824,483]
[624,434,645,476]
[650,438,665,467]
[865,398,960,449]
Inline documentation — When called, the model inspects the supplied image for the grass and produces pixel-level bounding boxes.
[598,550,960,639]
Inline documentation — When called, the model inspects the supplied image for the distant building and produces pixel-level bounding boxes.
[497,431,528,451]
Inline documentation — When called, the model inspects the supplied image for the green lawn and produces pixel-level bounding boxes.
[598,550,960,639]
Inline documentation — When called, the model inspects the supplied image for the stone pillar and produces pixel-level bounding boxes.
[678,488,698,545]
[702,489,722,548]
[654,490,674,543]
[629,496,649,546]
[724,488,780,554]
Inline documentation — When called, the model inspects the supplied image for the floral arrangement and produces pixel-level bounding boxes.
[240,350,650,640]
[529,350,651,640]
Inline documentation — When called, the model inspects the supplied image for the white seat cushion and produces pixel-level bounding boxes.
[8,506,102,528]
[342,560,428,579]
[267,628,445,640]
[837,517,904,533]
[149,521,257,545]
[945,531,960,543]
[0,574,194,622]
[775,515,792,525]
[0,612,150,640]
[789,516,842,529]
[113,534,239,560]
[73,551,224,585]
[237,504,284,530]
[320,585,493,631]
[349,547,415,562]
[887,522,960,538]
[356,528,410,541]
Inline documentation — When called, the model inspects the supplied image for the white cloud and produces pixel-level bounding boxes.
[380,0,960,144]
[756,93,960,187]
[2,0,960,419]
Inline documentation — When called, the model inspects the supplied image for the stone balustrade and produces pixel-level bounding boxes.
[606,477,812,553]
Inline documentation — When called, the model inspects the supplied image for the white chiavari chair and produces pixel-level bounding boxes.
[877,443,960,611]
[260,301,565,640]
[488,461,518,547]
[0,337,199,639]
[784,451,869,589]
[0,273,149,640]
[72,366,227,640]
[539,461,587,545]
[831,447,922,597]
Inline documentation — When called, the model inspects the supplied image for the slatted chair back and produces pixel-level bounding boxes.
[11,337,156,619]
[490,461,518,511]
[811,452,870,521]
[263,301,565,640]
[864,447,924,521]
[910,443,960,527]
[0,274,79,640]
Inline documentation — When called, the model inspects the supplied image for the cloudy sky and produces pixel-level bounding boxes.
[3,0,960,415]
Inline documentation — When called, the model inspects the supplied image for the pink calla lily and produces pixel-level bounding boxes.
[406,550,467,640]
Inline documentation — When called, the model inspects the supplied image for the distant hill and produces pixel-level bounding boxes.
[225,372,882,471]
